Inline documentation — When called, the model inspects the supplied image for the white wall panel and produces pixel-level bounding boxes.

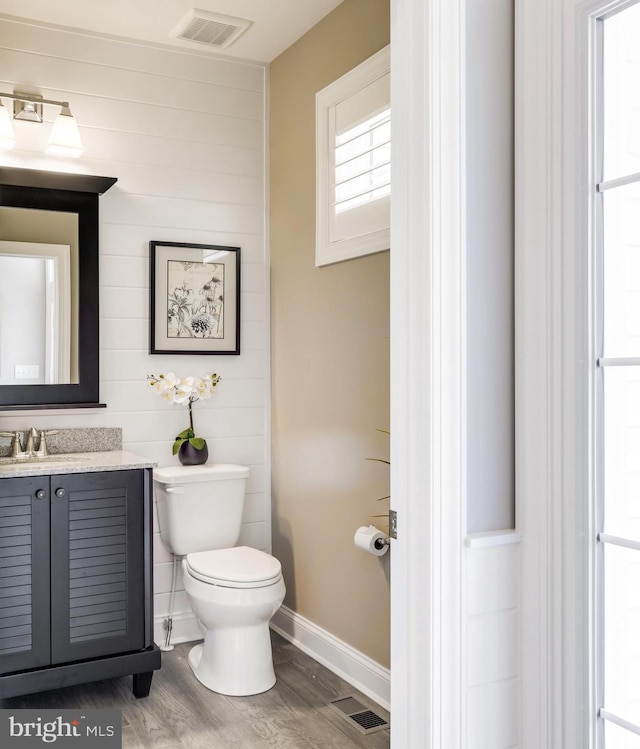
[155,590,190,619]
[101,288,149,319]
[77,97,263,148]
[467,543,520,615]
[467,609,518,687]
[200,437,266,465]
[237,521,268,550]
[241,321,270,351]
[89,163,264,205]
[100,255,147,287]
[245,465,266,494]
[467,678,519,749]
[153,533,173,565]
[100,194,263,235]
[99,322,148,353]
[0,49,264,119]
[100,350,265,381]
[240,263,268,292]
[100,224,266,262]
[79,130,262,177]
[241,292,269,321]
[0,18,268,644]
[464,540,521,748]
[0,97,263,151]
[243,492,267,522]
[0,19,265,91]
[155,560,185,595]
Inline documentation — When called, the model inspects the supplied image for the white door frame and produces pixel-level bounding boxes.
[515,1,565,745]
[390,1,466,746]
[516,0,601,746]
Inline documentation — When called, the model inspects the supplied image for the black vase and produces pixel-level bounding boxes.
[178,439,209,466]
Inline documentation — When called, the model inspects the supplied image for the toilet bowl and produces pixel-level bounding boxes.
[153,465,286,697]
[182,546,285,695]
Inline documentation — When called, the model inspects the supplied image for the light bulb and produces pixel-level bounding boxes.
[46,104,82,158]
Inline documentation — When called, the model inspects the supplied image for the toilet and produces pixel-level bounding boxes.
[153,464,285,697]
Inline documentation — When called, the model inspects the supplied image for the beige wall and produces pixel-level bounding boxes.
[270,0,391,668]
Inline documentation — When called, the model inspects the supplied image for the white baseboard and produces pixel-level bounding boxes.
[270,605,390,712]
[153,610,202,649]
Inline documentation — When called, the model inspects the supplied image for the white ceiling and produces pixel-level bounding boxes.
[0,0,345,62]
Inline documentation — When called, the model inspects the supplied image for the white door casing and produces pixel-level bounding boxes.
[390,0,465,747]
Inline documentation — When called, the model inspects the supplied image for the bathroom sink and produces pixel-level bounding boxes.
[0,454,90,470]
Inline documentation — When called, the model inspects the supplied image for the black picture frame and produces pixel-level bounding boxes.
[149,241,241,355]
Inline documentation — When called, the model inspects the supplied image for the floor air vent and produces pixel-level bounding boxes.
[329,696,390,736]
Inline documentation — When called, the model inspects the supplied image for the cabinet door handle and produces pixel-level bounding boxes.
[35,489,46,499]
[54,488,66,498]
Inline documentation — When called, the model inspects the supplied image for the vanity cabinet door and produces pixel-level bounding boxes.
[0,477,50,674]
[50,470,145,664]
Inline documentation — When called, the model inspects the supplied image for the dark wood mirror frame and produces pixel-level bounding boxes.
[0,167,117,410]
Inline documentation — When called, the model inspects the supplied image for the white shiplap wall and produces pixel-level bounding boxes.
[0,17,269,644]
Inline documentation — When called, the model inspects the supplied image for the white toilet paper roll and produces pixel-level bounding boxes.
[354,525,389,556]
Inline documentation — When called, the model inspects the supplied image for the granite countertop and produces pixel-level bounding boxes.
[0,450,156,478]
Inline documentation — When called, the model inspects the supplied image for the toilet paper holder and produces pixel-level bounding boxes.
[374,535,391,550]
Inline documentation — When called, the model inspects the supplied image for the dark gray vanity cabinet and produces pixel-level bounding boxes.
[0,475,50,675]
[0,468,160,699]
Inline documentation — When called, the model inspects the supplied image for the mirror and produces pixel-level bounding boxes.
[0,225,76,385]
[0,167,116,410]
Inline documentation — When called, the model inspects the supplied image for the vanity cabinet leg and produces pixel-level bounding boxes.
[132,671,154,698]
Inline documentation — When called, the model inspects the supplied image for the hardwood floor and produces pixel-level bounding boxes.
[1,633,391,748]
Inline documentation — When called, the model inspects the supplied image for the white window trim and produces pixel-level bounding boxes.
[315,45,390,267]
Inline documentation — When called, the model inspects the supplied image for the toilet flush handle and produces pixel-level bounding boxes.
[165,486,184,494]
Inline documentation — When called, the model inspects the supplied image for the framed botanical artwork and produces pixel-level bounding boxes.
[149,241,241,355]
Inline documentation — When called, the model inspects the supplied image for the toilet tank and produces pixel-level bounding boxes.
[153,464,249,556]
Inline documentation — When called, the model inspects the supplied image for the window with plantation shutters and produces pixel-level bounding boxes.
[316,46,390,267]
[334,108,390,214]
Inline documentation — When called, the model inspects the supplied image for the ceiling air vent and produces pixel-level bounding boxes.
[172,9,252,49]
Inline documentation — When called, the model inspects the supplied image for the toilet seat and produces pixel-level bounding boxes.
[185,546,282,589]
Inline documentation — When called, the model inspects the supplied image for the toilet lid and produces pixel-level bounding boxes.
[186,546,282,588]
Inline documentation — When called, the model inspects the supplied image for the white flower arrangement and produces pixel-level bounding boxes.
[147,372,220,455]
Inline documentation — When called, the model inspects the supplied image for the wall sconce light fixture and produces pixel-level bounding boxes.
[0,91,83,158]
[0,100,15,150]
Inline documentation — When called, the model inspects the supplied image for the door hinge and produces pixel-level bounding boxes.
[389,509,397,539]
